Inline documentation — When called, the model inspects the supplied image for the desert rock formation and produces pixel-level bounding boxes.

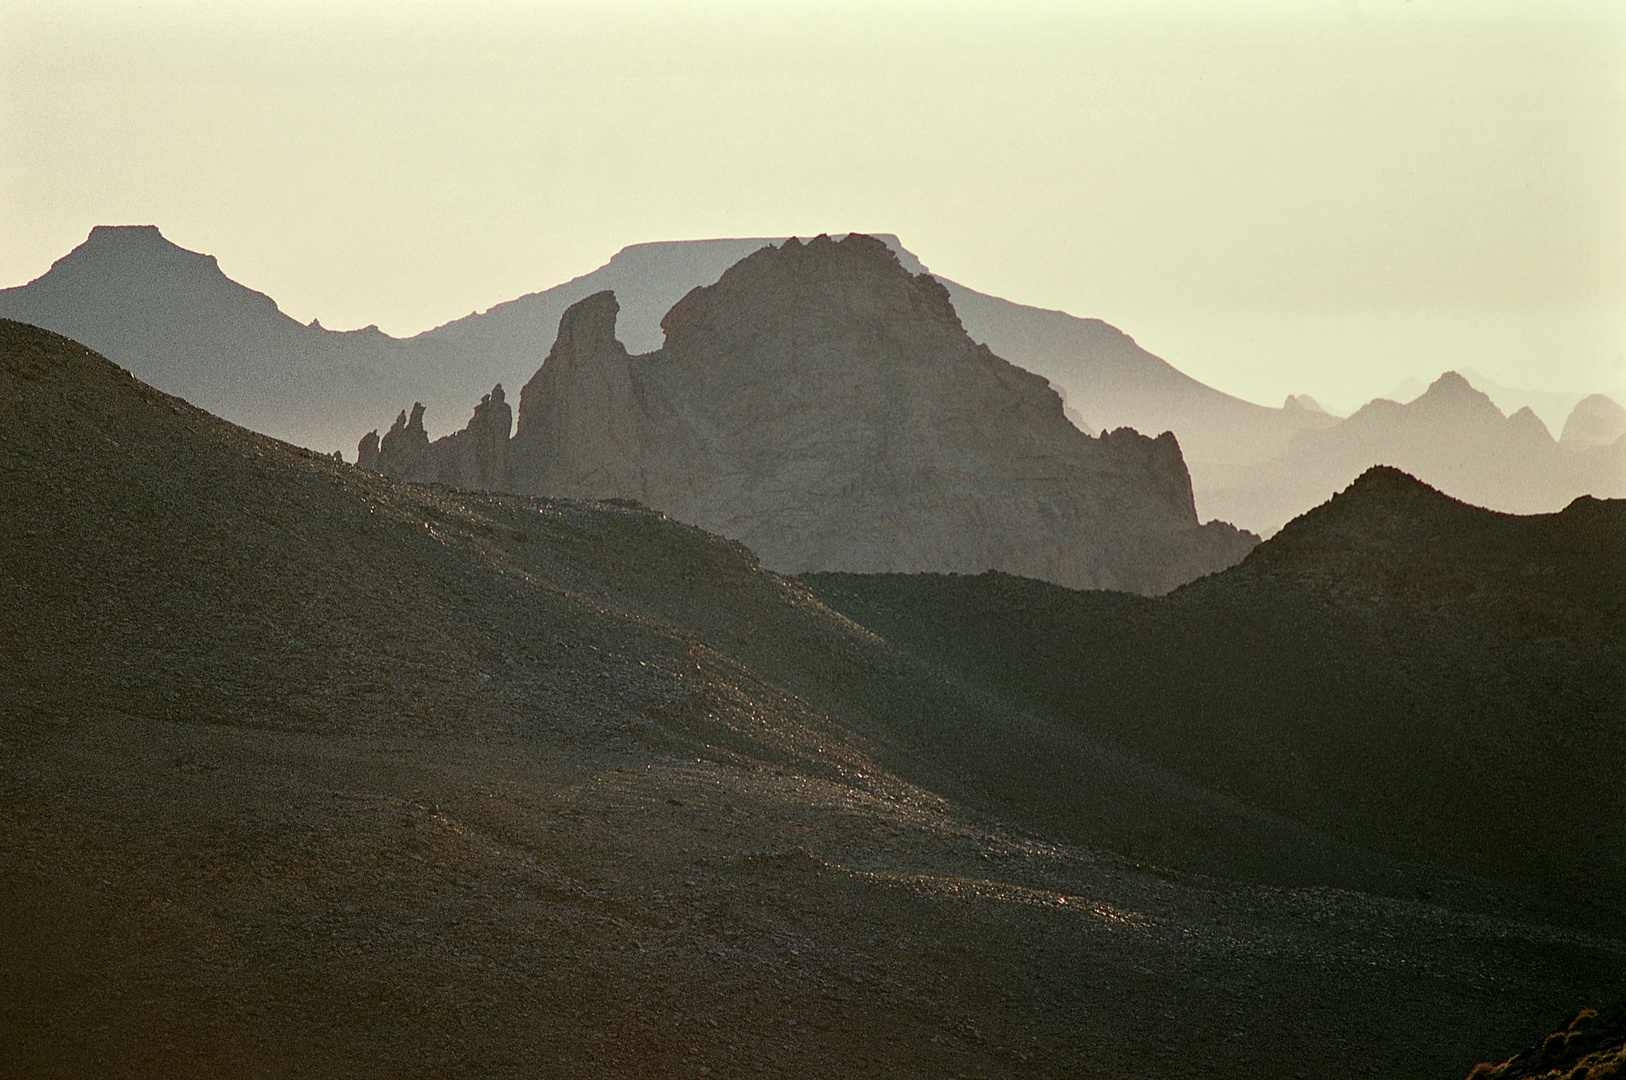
[368,235,1256,594]
[360,387,512,490]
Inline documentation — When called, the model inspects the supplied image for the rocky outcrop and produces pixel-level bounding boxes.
[359,386,512,490]
[486,234,1255,593]
[508,294,647,501]
[1461,1001,1626,1080]
[431,385,511,490]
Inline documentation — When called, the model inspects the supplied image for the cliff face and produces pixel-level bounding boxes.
[368,235,1255,593]
[516,234,1255,593]
[508,293,647,501]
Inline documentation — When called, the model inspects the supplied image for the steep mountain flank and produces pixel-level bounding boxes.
[935,282,1341,469]
[1203,372,1626,534]
[370,235,1256,594]
[806,467,1626,913]
[3,321,1622,1078]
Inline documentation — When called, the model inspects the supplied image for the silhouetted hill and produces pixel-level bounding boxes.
[5,319,1621,1078]
[806,467,1626,912]
[1203,373,1626,534]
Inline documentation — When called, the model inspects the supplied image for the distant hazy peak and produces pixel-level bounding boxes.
[87,223,165,241]
[1507,405,1554,442]
[45,224,221,276]
[1561,393,1626,446]
[1344,370,1504,427]
[1283,393,1329,414]
[1423,370,1484,401]
[606,232,926,275]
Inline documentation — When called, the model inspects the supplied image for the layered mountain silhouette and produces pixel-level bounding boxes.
[362,235,1256,594]
[0,226,1334,476]
[5,317,1622,1078]
[1201,372,1626,534]
[4,224,1619,540]
[806,466,1626,912]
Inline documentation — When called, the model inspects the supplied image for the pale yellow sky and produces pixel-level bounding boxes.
[3,0,1622,410]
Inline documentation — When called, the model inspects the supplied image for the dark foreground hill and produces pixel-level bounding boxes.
[2,320,1622,1079]
[805,468,1626,914]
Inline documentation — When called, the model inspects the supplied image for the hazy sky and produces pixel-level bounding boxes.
[4,0,1623,412]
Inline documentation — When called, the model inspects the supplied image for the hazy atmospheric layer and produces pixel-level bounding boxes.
[4,0,1621,411]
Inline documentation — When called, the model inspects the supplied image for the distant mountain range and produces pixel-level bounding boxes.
[0,225,1330,476]
[2,225,1619,537]
[1202,372,1625,534]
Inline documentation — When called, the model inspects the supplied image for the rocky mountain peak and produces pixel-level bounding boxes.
[1411,370,1502,418]
[551,289,625,358]
[392,234,1258,594]
[658,233,964,357]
